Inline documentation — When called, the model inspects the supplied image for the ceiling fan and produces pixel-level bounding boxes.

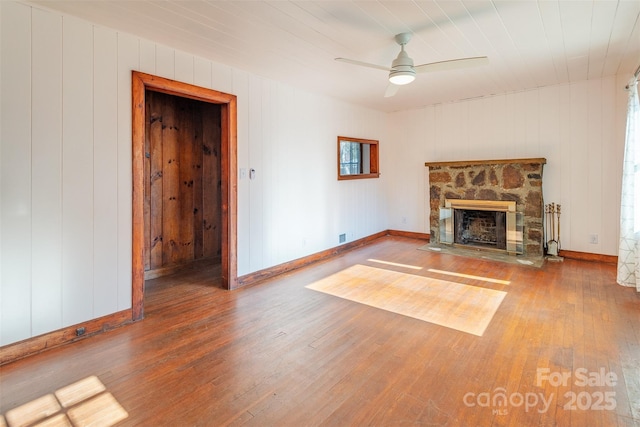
[335,32,489,97]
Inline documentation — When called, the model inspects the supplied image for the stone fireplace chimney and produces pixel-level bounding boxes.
[425,158,546,257]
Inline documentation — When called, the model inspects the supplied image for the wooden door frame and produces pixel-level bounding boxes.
[132,71,238,321]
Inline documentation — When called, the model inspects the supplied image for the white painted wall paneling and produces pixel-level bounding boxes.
[194,57,212,89]
[233,69,251,275]
[248,74,264,273]
[155,44,175,80]
[139,39,156,75]
[558,83,574,251]
[62,15,94,327]
[175,50,194,84]
[32,7,63,336]
[0,0,3,343]
[93,26,119,318]
[1,1,386,347]
[1,1,32,344]
[116,32,138,310]
[567,82,590,253]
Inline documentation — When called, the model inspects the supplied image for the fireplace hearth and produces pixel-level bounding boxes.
[425,158,545,257]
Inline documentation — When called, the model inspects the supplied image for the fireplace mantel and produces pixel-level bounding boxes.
[425,158,546,168]
[425,158,546,257]
[445,198,516,212]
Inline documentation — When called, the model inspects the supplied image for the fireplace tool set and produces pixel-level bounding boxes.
[545,202,562,260]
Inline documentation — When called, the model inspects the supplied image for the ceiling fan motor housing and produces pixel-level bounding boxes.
[389,50,416,85]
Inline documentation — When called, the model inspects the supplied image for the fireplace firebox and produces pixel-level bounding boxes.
[455,209,505,249]
[441,199,523,255]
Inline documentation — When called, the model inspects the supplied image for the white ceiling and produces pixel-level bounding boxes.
[29,0,640,113]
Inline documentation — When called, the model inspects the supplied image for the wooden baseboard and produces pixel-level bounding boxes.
[238,230,430,288]
[0,310,133,366]
[558,249,617,264]
[387,231,616,265]
[386,229,430,240]
[386,231,618,265]
[238,231,389,287]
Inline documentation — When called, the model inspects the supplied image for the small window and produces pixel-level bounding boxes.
[337,136,379,180]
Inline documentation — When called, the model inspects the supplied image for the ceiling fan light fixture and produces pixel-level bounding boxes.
[389,68,416,85]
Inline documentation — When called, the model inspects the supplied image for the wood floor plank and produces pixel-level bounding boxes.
[0,236,638,426]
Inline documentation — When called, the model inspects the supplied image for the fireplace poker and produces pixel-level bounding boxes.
[544,204,548,248]
[552,203,556,242]
[546,204,552,243]
[556,204,561,250]
[545,204,550,249]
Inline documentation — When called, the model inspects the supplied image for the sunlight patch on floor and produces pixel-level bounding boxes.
[3,376,127,427]
[367,258,423,270]
[427,268,511,285]
[306,264,506,336]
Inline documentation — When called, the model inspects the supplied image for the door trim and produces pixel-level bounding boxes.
[132,71,238,321]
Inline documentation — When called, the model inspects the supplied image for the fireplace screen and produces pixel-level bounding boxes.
[440,199,523,254]
[455,209,506,249]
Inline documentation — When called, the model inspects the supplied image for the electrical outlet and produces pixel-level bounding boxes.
[589,234,598,244]
[339,233,346,243]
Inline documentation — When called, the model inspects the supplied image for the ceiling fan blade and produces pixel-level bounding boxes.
[414,56,489,73]
[335,57,390,72]
[384,83,400,98]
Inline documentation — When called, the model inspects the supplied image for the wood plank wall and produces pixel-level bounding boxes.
[0,1,387,347]
[144,91,222,275]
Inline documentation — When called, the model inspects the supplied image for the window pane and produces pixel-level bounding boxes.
[340,141,360,175]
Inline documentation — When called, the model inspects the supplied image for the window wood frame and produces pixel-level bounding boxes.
[337,136,380,180]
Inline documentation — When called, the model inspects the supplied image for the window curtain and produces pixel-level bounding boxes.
[617,81,640,291]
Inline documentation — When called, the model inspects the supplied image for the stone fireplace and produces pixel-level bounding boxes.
[425,158,546,257]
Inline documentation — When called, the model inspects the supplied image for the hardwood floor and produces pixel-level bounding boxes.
[1,236,639,426]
